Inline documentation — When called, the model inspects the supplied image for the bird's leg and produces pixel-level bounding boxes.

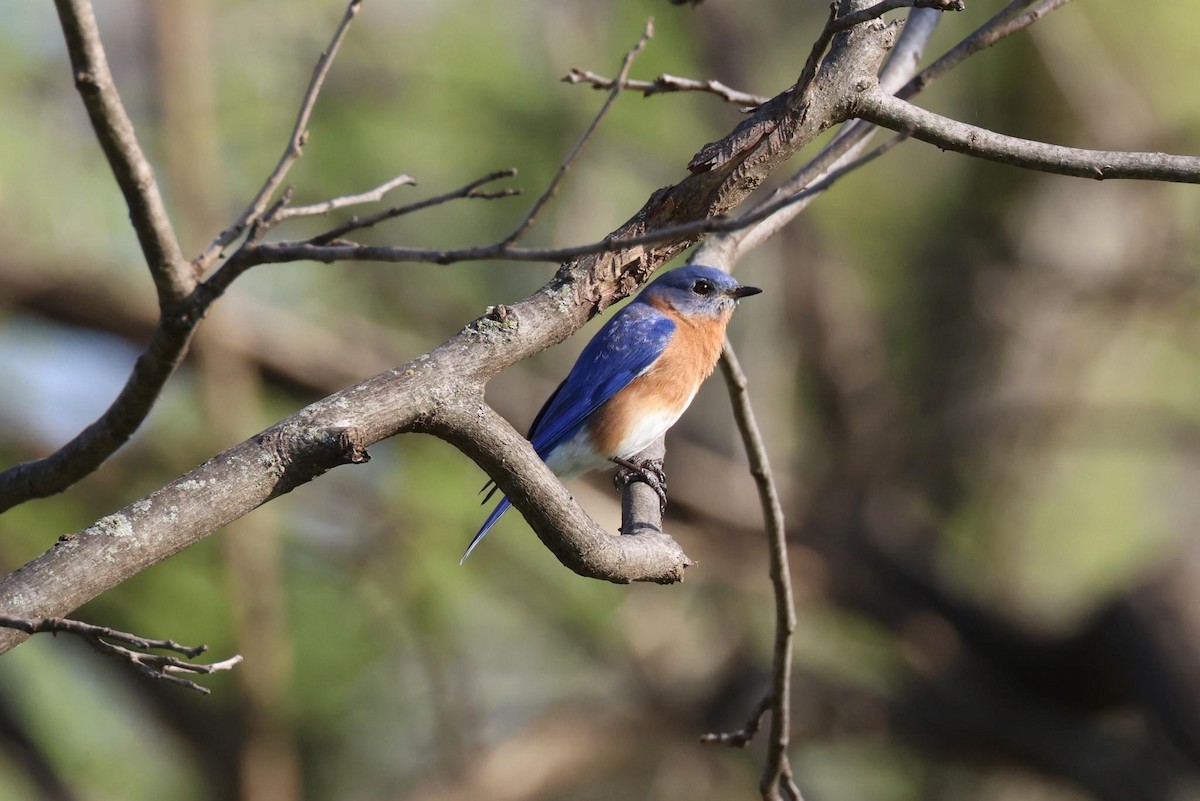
[611,456,668,513]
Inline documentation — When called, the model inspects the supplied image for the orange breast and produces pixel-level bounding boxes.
[588,305,730,457]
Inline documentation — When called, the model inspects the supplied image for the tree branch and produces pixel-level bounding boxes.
[698,0,1082,270]
[192,0,364,276]
[275,172,416,220]
[694,6,940,269]
[562,68,769,108]
[0,0,369,513]
[792,0,963,115]
[503,18,654,245]
[688,9,946,799]
[689,4,898,174]
[53,0,192,308]
[305,169,520,246]
[439,405,692,583]
[701,693,772,748]
[0,9,899,650]
[0,615,241,695]
[0,313,197,513]
[0,2,889,515]
[719,343,798,801]
[852,82,1200,182]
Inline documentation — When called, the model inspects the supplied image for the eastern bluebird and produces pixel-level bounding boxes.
[462,264,761,562]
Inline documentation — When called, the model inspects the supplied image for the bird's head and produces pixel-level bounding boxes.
[637,264,761,318]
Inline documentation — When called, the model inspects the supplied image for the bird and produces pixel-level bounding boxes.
[462,264,761,562]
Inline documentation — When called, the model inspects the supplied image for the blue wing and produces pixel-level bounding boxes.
[462,302,676,562]
[528,303,676,454]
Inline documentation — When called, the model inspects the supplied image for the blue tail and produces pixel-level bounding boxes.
[461,497,512,563]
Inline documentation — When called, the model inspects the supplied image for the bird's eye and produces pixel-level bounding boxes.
[692,279,713,296]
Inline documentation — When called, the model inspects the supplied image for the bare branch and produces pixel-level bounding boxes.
[853,82,1200,182]
[690,16,939,793]
[0,615,242,695]
[780,765,804,801]
[562,68,769,108]
[793,0,963,114]
[504,18,655,245]
[193,0,363,276]
[0,2,379,513]
[695,6,940,268]
[697,0,1150,272]
[305,169,520,246]
[440,404,693,583]
[275,173,416,220]
[702,0,1082,266]
[689,11,897,174]
[53,0,192,308]
[615,440,668,543]
[0,0,897,516]
[700,0,1075,266]
[1,3,899,648]
[0,314,195,513]
[719,343,798,801]
[701,694,772,748]
[241,144,893,272]
[0,6,889,514]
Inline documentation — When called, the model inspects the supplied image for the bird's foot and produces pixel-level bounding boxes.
[611,457,668,514]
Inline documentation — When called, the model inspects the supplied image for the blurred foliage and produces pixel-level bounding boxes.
[2,1,1200,800]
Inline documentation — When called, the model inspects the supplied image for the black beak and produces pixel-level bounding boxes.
[731,284,762,299]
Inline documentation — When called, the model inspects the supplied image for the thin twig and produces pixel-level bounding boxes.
[193,0,364,276]
[0,615,207,656]
[701,694,773,747]
[719,343,798,801]
[503,18,655,245]
[248,131,900,269]
[0,615,242,695]
[276,173,417,220]
[53,0,192,308]
[306,169,520,247]
[562,68,769,108]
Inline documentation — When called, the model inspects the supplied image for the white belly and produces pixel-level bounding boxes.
[544,429,614,479]
[544,404,687,479]
[609,406,685,460]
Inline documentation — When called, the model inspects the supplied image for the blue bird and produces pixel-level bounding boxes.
[463,264,761,562]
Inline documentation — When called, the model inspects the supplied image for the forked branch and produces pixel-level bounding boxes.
[193,0,365,275]
[0,615,242,695]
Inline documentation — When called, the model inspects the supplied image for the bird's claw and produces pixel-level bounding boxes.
[611,457,668,514]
